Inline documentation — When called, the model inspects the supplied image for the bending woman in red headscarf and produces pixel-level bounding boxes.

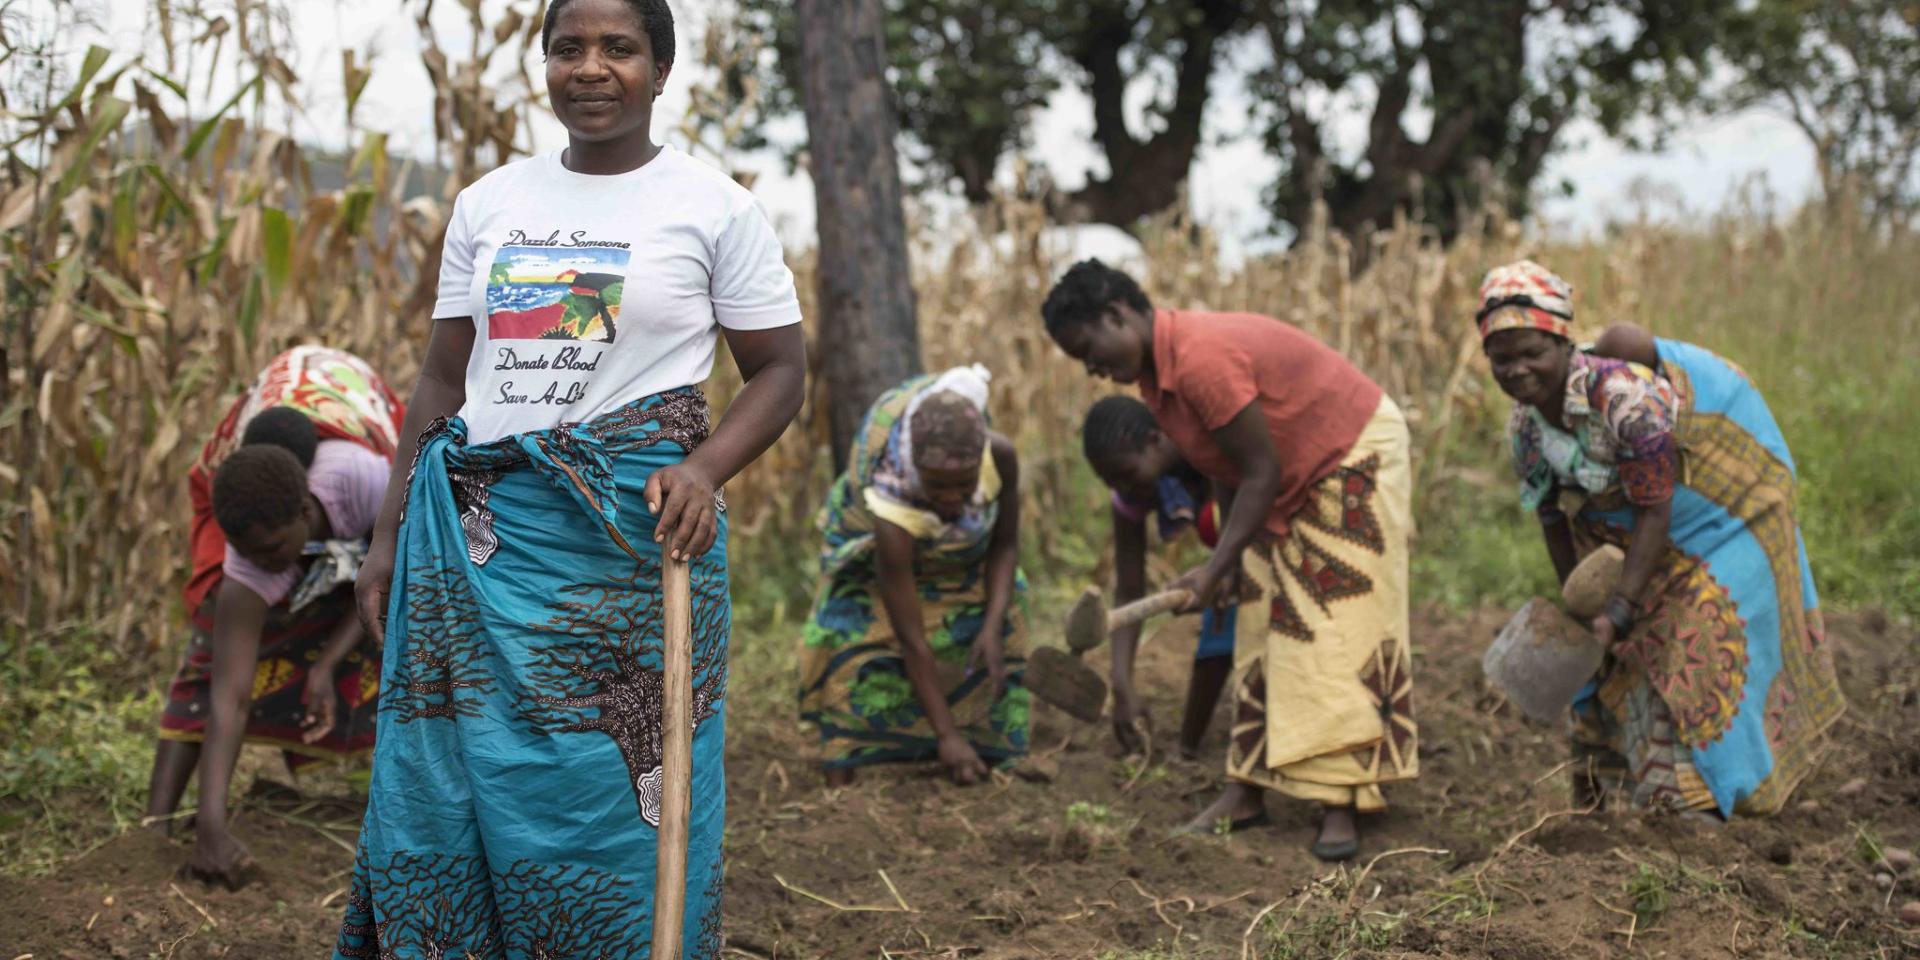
[146,346,403,886]
[1476,260,1842,816]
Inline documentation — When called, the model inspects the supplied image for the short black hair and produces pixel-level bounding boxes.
[1042,259,1152,339]
[1081,395,1159,465]
[240,406,317,467]
[212,445,308,540]
[541,0,676,65]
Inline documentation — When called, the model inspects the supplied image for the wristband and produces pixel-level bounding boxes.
[1603,594,1636,635]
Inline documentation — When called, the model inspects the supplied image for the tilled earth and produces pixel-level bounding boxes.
[5,607,1918,959]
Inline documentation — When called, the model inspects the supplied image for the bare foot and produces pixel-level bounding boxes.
[1311,805,1359,861]
[823,766,855,788]
[1181,781,1267,834]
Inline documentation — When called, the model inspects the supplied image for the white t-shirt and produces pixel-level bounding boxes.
[434,145,803,444]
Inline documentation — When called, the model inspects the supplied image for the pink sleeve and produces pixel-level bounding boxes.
[309,442,392,539]
[1110,490,1150,523]
[223,547,299,605]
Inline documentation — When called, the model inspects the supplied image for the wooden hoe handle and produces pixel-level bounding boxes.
[1106,588,1194,630]
[652,557,693,960]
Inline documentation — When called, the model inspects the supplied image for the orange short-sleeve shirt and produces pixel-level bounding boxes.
[1139,309,1382,537]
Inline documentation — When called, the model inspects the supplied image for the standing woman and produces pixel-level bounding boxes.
[798,366,1029,786]
[333,1,805,956]
[1043,260,1418,862]
[1476,260,1842,816]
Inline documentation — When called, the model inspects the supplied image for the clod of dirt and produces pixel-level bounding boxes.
[1739,870,1791,915]
[1014,755,1060,783]
[1838,777,1871,798]
[1898,901,1920,925]
[1767,838,1795,865]
[1797,799,1822,813]
[1875,872,1895,891]
[1881,847,1916,873]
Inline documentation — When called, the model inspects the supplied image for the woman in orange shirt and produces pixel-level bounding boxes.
[1044,260,1418,861]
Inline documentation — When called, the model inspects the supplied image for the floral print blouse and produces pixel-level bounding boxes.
[1508,351,1680,511]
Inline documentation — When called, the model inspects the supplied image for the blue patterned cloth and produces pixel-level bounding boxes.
[1562,340,1843,817]
[334,389,730,959]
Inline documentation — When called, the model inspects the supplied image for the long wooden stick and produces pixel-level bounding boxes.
[652,557,693,960]
[1104,588,1193,631]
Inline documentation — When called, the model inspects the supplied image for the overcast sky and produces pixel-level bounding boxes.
[67,0,1818,254]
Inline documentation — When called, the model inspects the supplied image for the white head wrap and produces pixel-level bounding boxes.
[899,363,992,472]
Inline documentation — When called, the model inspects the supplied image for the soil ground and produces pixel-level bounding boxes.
[5,607,1918,959]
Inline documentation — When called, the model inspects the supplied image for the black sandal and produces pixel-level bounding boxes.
[1310,835,1360,861]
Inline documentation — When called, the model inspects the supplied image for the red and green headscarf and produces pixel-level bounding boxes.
[1476,260,1574,341]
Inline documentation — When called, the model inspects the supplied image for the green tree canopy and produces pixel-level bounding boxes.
[727,0,1742,239]
[1720,0,1920,228]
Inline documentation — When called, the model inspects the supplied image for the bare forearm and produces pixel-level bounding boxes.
[880,574,963,739]
[1616,500,1671,604]
[1110,513,1147,683]
[196,691,249,822]
[371,369,465,547]
[1208,466,1279,576]
[370,320,474,550]
[684,355,804,488]
[315,615,363,669]
[872,520,965,736]
[199,585,266,822]
[977,452,1020,651]
[979,538,1018,646]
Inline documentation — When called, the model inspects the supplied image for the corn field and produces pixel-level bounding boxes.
[6,1,1912,667]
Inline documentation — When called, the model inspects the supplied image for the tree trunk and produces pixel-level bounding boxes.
[795,0,923,472]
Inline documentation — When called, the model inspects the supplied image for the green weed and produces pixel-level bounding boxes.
[1853,822,1887,866]
[1624,863,1673,930]
[1065,800,1112,828]
[1264,909,1408,959]
[0,631,161,875]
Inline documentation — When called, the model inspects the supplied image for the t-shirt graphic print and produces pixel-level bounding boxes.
[434,146,803,445]
[486,239,627,343]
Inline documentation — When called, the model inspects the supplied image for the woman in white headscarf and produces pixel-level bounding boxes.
[798,366,1030,786]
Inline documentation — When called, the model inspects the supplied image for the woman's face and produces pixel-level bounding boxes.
[1052,306,1148,384]
[1091,432,1177,501]
[917,461,981,522]
[232,508,309,573]
[544,0,670,144]
[1484,328,1572,408]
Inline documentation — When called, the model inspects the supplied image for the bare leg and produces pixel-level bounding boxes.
[146,739,201,834]
[823,766,855,788]
[1178,657,1233,759]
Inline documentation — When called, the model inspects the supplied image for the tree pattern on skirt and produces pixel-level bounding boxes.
[517,558,729,827]
[383,566,500,724]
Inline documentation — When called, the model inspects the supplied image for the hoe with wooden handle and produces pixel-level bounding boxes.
[652,557,693,960]
[1481,548,1624,723]
[1029,586,1192,723]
